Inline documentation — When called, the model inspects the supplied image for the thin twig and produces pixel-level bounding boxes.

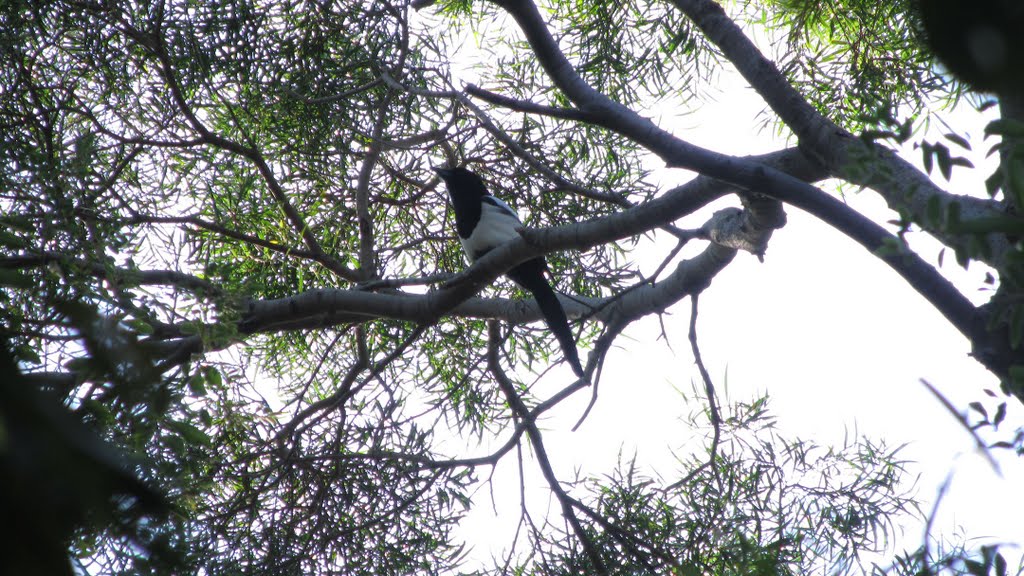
[920,378,1000,474]
[487,321,609,575]
[666,294,722,491]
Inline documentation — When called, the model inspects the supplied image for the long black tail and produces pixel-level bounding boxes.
[508,259,585,378]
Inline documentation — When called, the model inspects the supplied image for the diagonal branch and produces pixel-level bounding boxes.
[482,0,987,376]
[667,0,1010,266]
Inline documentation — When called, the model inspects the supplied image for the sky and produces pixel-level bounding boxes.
[428,10,1024,570]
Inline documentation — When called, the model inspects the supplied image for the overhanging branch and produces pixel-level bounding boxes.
[482,0,984,369]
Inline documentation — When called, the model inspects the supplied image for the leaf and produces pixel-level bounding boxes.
[0,230,28,248]
[898,117,913,143]
[188,373,207,397]
[950,156,974,169]
[944,132,971,150]
[936,143,953,181]
[162,434,185,455]
[968,401,988,420]
[993,403,1007,427]
[203,366,223,389]
[985,168,1004,197]
[14,344,41,364]
[167,420,213,447]
[964,559,988,576]
[127,319,154,335]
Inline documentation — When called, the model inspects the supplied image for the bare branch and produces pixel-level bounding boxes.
[487,321,609,575]
[666,294,722,492]
[919,378,1000,473]
[466,84,595,123]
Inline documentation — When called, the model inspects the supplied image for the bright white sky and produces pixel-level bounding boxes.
[427,7,1024,571]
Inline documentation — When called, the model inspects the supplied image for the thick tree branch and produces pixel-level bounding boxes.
[241,149,797,335]
[484,0,990,376]
[240,185,746,335]
[667,0,1010,266]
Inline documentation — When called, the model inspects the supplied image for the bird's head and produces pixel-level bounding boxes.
[433,166,488,200]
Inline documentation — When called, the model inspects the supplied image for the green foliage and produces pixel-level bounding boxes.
[507,396,915,575]
[756,0,962,131]
[1,0,1021,574]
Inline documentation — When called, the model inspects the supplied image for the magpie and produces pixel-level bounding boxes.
[434,166,585,378]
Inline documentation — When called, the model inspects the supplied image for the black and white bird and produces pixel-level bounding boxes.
[434,166,585,378]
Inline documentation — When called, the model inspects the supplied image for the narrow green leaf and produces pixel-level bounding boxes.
[985,169,1004,197]
[993,403,1007,427]
[936,143,953,180]
[167,420,213,447]
[964,559,987,576]
[14,345,41,364]
[188,373,207,397]
[0,230,28,248]
[203,366,223,389]
[127,319,155,335]
[944,132,971,150]
[950,156,974,169]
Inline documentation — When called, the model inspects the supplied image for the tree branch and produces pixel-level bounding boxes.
[485,0,987,375]
[487,321,609,575]
[667,0,1010,266]
[1,253,218,297]
[355,93,392,281]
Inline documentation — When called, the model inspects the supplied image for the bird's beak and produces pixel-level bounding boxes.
[432,167,453,179]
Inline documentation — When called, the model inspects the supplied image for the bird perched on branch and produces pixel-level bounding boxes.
[434,166,585,378]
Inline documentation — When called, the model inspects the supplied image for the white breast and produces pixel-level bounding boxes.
[460,197,523,262]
